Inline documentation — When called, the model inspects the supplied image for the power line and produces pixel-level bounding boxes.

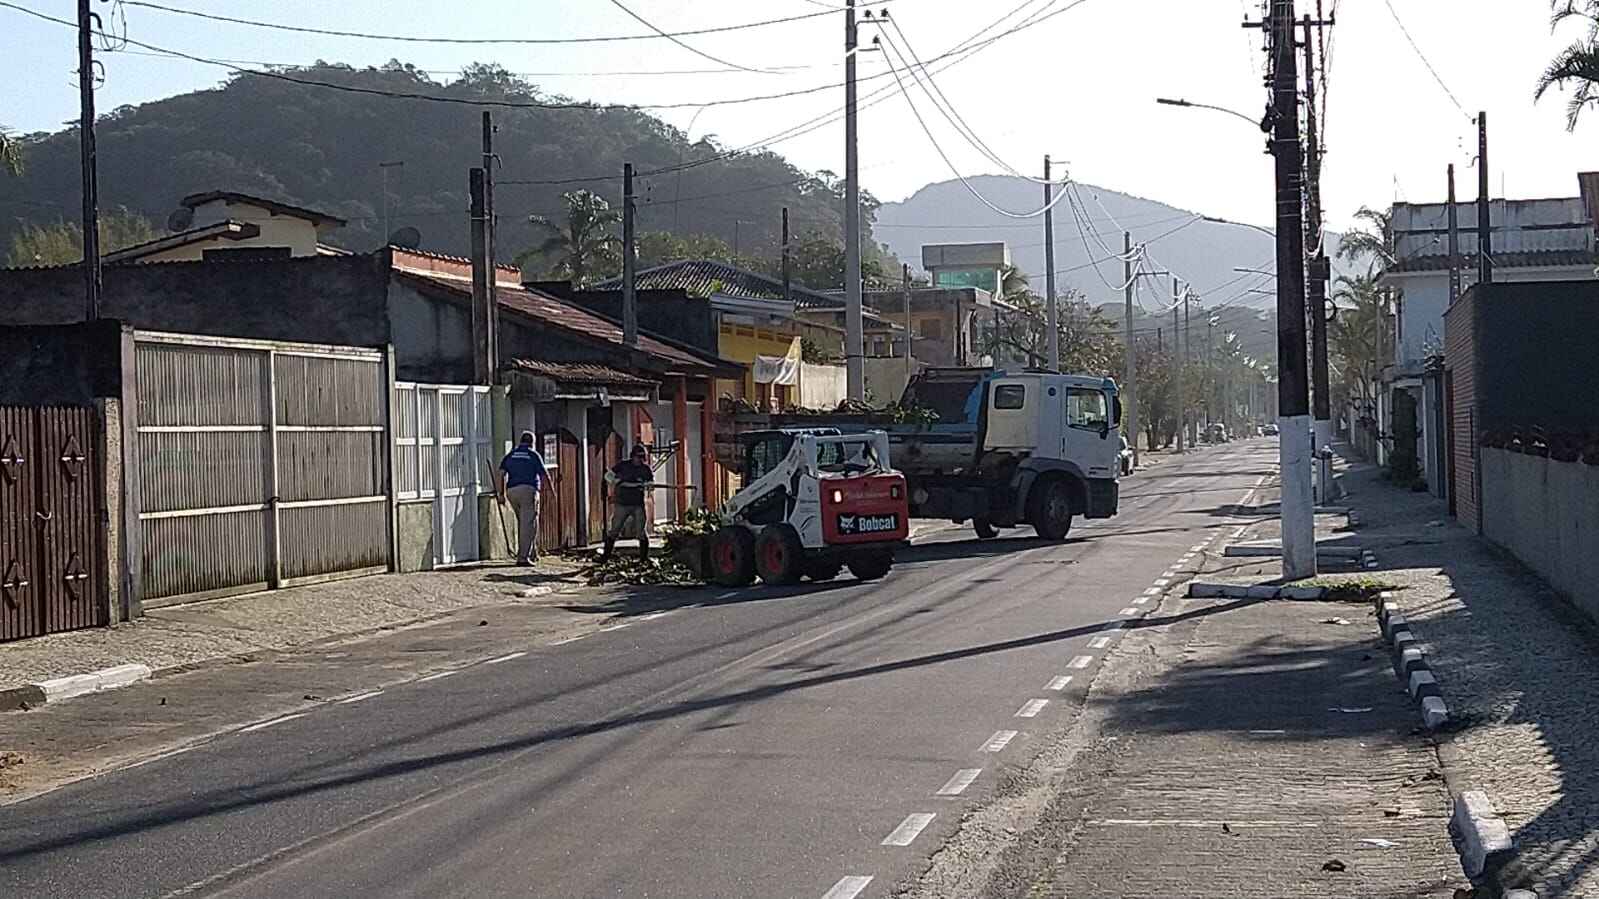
[119,0,840,45]
[602,0,779,75]
[1380,0,1469,118]
[111,48,816,77]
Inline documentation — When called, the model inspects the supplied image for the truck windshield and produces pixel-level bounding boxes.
[1067,388,1109,430]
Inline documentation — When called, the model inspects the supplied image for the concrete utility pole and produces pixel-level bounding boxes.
[1477,112,1492,286]
[1264,0,1316,578]
[622,163,638,348]
[843,0,866,400]
[1302,15,1332,458]
[1122,231,1140,467]
[1043,154,1060,370]
[1447,165,1461,304]
[378,160,404,243]
[1183,287,1194,445]
[469,168,492,385]
[781,207,792,307]
[1173,279,1185,453]
[902,263,913,379]
[77,0,101,320]
[482,112,499,376]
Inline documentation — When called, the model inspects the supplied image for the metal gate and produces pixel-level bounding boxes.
[136,333,391,605]
[394,383,493,566]
[0,406,105,642]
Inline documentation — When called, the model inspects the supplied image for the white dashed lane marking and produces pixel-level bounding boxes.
[239,713,307,734]
[881,813,936,846]
[821,876,873,899]
[417,670,457,682]
[935,768,982,797]
[1068,655,1094,669]
[1015,699,1049,718]
[1152,578,1171,587]
[1119,607,1141,616]
[983,730,1018,752]
[1143,587,1162,596]
[336,690,383,705]
[1045,675,1073,691]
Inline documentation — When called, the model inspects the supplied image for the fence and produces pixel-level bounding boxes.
[1480,447,1599,625]
[135,332,391,605]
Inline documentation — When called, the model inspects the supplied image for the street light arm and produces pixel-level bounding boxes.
[1155,97,1262,129]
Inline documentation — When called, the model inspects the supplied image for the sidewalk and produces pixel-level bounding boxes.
[1335,447,1599,897]
[985,471,1465,897]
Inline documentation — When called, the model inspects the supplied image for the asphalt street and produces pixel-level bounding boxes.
[0,441,1276,899]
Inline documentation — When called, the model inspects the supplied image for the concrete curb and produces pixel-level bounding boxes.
[1,663,152,712]
[1186,582,1327,601]
[1450,790,1516,882]
[1375,593,1448,730]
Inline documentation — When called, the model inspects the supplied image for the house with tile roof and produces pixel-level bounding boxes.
[103,191,351,264]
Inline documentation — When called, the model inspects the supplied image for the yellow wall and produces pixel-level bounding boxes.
[718,324,802,400]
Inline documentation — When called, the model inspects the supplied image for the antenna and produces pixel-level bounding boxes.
[165,207,194,233]
[387,226,422,250]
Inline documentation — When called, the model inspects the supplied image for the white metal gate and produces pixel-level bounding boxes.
[135,332,391,605]
[394,383,493,566]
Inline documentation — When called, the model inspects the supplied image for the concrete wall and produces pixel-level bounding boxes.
[0,320,127,405]
[388,277,474,383]
[1475,280,1599,434]
[0,255,391,349]
[396,499,435,573]
[1482,448,1599,624]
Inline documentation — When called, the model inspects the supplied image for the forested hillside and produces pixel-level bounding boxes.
[0,62,883,267]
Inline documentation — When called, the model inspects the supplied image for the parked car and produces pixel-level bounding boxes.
[1262,423,1279,436]
[1118,434,1134,475]
[1205,423,1230,444]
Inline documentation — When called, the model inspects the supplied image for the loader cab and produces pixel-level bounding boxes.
[739,428,887,482]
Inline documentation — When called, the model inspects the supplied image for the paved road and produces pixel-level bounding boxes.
[0,441,1274,899]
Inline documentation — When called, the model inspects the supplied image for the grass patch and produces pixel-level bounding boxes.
[1292,576,1402,603]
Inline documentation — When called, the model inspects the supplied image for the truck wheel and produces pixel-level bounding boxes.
[1029,478,1074,541]
[805,556,844,582]
[708,526,756,587]
[755,524,805,585]
[973,518,999,539]
[847,550,893,581]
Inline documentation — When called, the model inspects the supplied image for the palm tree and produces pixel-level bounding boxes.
[1334,205,1394,268]
[1536,1,1599,129]
[1329,271,1391,416]
[518,190,621,287]
[1,126,22,177]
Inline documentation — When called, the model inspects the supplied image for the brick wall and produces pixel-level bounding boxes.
[1443,288,1478,532]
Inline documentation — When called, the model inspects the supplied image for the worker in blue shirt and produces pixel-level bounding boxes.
[497,431,548,566]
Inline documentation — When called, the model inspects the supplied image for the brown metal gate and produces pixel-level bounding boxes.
[0,406,104,642]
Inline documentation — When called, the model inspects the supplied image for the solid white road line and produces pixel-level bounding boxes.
[935,768,982,797]
[239,713,307,734]
[336,690,383,704]
[1143,586,1162,596]
[983,730,1018,752]
[1189,544,1206,552]
[1045,675,1073,691]
[1119,607,1141,616]
[881,813,936,846]
[550,634,588,645]
[1015,699,1049,718]
[121,743,202,771]
[1089,636,1113,649]
[482,651,527,665]
[417,670,457,682]
[1068,655,1094,669]
[821,876,874,899]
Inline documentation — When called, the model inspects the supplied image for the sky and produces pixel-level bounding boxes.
[4,0,1598,233]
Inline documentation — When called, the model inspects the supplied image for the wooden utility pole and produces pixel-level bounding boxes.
[1173,279,1185,453]
[77,0,101,320]
[843,0,865,400]
[1448,164,1461,304]
[903,263,913,380]
[622,163,638,347]
[469,168,492,385]
[781,207,792,307]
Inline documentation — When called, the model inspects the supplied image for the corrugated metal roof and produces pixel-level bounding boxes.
[597,259,843,310]
[1388,249,1596,274]
[507,359,656,387]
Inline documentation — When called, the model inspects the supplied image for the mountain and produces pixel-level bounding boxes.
[0,63,875,265]
[876,175,1355,315]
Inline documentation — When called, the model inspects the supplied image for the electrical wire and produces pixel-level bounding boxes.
[1380,0,1469,118]
[603,0,780,75]
[110,47,815,77]
[118,0,840,45]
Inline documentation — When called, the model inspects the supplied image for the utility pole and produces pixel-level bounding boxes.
[1043,154,1060,370]
[1122,231,1140,467]
[622,163,638,347]
[1477,112,1492,286]
[781,207,792,307]
[1259,0,1316,578]
[1183,288,1193,444]
[1302,15,1332,459]
[77,0,102,320]
[1173,279,1185,453]
[843,0,865,400]
[903,263,913,380]
[482,112,498,377]
[469,168,491,385]
[378,160,404,243]
[1447,165,1461,304]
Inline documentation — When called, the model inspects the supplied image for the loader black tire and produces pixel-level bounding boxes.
[755,524,805,585]
[846,550,893,581]
[805,556,844,582]
[708,526,756,587]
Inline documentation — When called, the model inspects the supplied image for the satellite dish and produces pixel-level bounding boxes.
[165,206,194,233]
[388,226,422,249]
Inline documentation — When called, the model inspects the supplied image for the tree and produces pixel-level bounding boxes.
[774,231,886,292]
[1132,336,1176,450]
[518,190,621,287]
[1537,1,1599,129]
[1334,205,1395,268]
[635,230,760,270]
[0,126,21,177]
[5,208,156,266]
[983,285,1121,375]
[1329,270,1391,421]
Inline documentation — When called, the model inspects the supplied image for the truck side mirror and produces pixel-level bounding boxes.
[1112,396,1123,426]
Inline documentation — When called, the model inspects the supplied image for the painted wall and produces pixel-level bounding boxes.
[396,499,435,573]
[1482,448,1599,625]
[188,200,323,257]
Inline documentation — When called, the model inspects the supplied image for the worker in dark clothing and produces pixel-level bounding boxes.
[496,431,548,566]
[603,444,654,560]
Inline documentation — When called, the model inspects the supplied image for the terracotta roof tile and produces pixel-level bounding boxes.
[596,259,843,310]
